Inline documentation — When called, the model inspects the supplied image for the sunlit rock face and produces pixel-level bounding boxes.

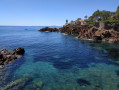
[59,25,119,43]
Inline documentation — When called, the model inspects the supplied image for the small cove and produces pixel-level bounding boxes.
[0,26,119,90]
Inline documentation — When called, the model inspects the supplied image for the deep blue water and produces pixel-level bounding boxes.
[0,26,119,90]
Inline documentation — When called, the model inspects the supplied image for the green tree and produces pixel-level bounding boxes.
[88,10,114,21]
[84,16,88,20]
[113,6,119,20]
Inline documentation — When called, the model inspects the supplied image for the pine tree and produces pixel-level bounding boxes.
[113,6,119,20]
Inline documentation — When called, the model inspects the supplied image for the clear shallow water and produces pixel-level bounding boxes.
[0,26,119,90]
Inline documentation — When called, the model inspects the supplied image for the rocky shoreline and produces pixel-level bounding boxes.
[38,27,59,32]
[0,47,25,69]
[38,24,119,43]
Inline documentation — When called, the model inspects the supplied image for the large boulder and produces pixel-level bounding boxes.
[0,47,25,67]
[14,47,25,55]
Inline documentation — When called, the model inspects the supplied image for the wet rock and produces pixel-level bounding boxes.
[0,47,25,68]
[14,47,25,55]
[76,78,91,86]
[93,36,102,41]
[0,54,3,59]
[39,27,59,32]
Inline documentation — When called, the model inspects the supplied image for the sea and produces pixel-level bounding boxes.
[0,26,119,90]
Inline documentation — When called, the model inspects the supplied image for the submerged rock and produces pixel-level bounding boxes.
[116,70,119,76]
[0,47,25,68]
[38,27,59,32]
[53,61,74,69]
[106,48,119,59]
[76,78,91,86]
[1,76,31,90]
[26,80,43,90]
[117,84,119,88]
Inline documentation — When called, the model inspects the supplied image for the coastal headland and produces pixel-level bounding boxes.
[39,6,119,43]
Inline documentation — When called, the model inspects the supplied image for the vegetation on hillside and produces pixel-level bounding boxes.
[66,6,119,31]
[86,6,119,25]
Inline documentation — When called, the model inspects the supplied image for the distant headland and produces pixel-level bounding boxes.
[39,6,119,43]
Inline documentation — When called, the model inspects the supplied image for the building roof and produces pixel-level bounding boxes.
[79,19,84,22]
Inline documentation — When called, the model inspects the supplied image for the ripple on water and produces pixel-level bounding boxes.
[76,63,119,90]
[1,27,119,90]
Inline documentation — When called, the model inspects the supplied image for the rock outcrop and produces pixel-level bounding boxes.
[0,47,25,68]
[59,25,119,43]
[38,24,119,43]
[39,27,59,32]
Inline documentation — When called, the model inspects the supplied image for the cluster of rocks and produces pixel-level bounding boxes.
[39,27,59,32]
[38,23,119,43]
[59,25,119,43]
[0,47,25,68]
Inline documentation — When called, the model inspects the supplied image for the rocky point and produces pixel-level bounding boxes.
[38,27,59,32]
[38,23,119,43]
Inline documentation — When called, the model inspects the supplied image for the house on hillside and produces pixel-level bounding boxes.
[65,20,68,25]
[76,19,86,25]
[65,19,86,25]
[79,19,86,25]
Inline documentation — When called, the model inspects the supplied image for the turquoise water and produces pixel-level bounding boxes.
[0,26,119,90]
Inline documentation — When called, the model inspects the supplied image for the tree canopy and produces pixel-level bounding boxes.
[88,10,115,21]
[113,6,119,20]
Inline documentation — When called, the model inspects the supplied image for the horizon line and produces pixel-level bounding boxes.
[0,25,62,27]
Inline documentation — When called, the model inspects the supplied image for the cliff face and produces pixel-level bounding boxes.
[59,25,92,36]
[94,22,119,32]
[59,25,119,43]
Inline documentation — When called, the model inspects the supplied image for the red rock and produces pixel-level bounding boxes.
[59,25,119,43]
[0,47,25,68]
[39,27,59,32]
